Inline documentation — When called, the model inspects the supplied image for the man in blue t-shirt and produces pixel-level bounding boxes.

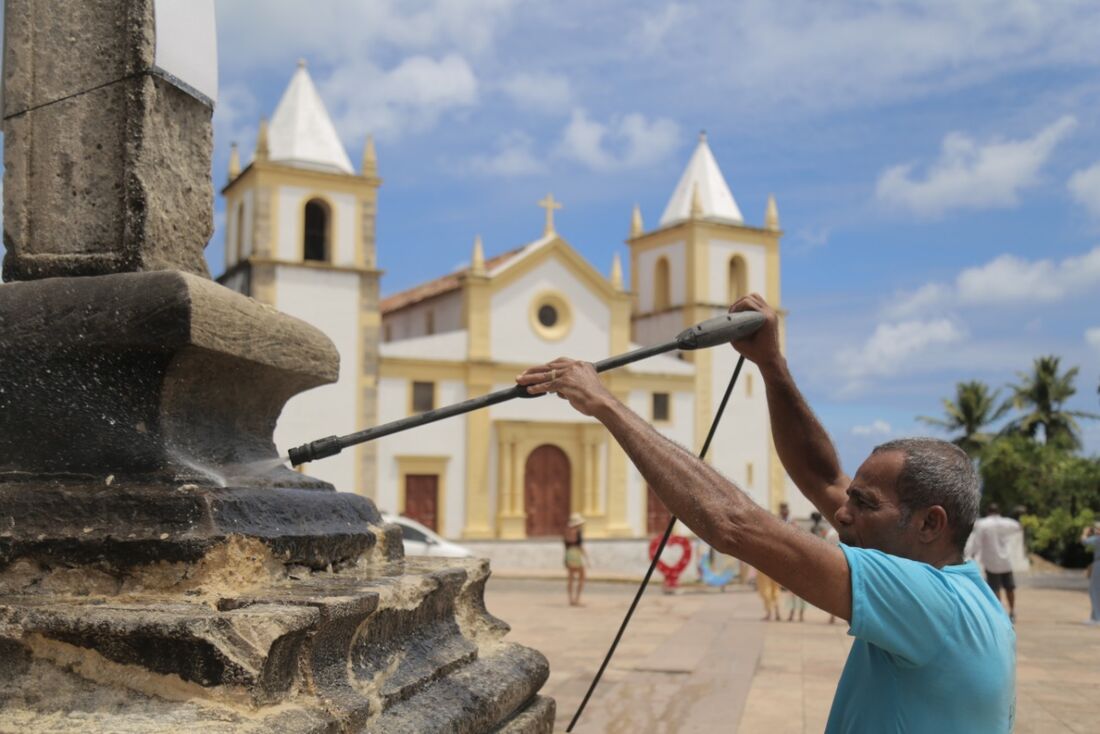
[517,293,1015,732]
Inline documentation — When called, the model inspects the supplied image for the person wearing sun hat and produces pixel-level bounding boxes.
[564,513,589,606]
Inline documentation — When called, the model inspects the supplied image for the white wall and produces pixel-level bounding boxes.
[632,310,686,349]
[490,258,611,365]
[636,241,686,312]
[272,265,360,491]
[374,376,468,537]
[274,186,357,265]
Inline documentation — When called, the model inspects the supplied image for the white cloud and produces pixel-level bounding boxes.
[633,4,695,51]
[322,54,478,140]
[882,283,950,320]
[883,246,1100,319]
[556,108,679,171]
[215,0,516,69]
[875,116,1077,218]
[852,420,892,437]
[499,73,572,114]
[212,83,258,159]
[714,2,1100,114]
[468,132,544,176]
[1068,161,1100,218]
[1086,327,1100,350]
[956,247,1100,304]
[839,319,965,382]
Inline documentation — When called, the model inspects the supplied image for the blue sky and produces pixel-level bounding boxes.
[5,1,1100,471]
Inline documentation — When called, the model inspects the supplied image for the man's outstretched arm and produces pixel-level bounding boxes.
[730,294,849,522]
[517,359,852,622]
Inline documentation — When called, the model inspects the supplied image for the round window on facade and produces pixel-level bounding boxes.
[529,292,572,341]
[537,304,558,328]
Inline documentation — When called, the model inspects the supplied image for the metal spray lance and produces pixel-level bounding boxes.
[286,311,764,465]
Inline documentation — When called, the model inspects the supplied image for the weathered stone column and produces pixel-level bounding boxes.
[2,0,215,279]
[0,2,553,730]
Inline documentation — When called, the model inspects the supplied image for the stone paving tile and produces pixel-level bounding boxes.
[484,577,1098,732]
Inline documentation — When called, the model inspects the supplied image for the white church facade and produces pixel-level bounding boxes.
[220,64,807,545]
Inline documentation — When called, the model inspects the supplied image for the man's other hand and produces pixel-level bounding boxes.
[516,358,615,418]
[730,293,783,371]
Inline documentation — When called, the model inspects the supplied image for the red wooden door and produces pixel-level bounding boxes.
[405,474,439,532]
[647,484,672,535]
[524,444,571,537]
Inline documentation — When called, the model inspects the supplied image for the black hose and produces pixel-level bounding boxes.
[566,355,746,731]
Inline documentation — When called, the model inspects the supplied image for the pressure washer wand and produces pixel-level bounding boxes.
[287,311,764,466]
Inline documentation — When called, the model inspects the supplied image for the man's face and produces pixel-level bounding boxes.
[832,451,919,558]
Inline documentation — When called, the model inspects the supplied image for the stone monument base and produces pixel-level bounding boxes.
[0,548,554,732]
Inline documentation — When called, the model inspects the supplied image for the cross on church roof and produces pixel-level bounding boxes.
[538,193,563,236]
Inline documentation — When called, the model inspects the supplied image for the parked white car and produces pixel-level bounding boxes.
[383,514,474,558]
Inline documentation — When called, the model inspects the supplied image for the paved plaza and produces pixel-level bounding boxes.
[484,574,1097,733]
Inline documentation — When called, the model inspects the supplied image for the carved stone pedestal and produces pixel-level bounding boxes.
[0,555,553,732]
[0,273,553,732]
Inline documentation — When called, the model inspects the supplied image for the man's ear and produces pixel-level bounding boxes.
[918,505,950,543]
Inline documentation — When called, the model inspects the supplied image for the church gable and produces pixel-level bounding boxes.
[487,237,621,365]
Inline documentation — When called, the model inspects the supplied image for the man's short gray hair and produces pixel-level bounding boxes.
[871,438,980,549]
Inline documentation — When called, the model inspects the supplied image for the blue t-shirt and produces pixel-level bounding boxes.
[825,545,1016,733]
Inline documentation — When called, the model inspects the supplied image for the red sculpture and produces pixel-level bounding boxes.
[649,534,692,591]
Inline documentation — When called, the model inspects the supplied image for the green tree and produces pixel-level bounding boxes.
[979,436,1100,566]
[979,435,1100,515]
[918,380,1010,456]
[1004,355,1099,449]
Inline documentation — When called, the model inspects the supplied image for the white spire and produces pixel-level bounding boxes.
[659,131,743,227]
[267,61,354,174]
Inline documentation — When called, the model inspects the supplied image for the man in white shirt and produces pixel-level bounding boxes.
[965,503,1024,621]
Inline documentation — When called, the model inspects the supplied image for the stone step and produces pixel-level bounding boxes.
[0,556,553,732]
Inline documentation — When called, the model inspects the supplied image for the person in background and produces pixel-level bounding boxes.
[1081,523,1100,626]
[965,503,1024,622]
[755,565,781,621]
[780,502,807,622]
[564,513,589,607]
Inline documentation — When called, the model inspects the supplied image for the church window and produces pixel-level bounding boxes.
[530,291,572,341]
[303,198,330,262]
[234,201,245,263]
[537,304,558,328]
[412,381,435,413]
[384,324,392,342]
[728,255,748,303]
[654,257,670,311]
[425,310,435,335]
[652,393,670,423]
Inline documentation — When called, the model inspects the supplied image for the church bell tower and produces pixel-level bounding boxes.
[627,132,791,513]
[220,60,382,498]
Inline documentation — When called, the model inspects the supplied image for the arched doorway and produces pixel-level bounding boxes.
[524,444,571,537]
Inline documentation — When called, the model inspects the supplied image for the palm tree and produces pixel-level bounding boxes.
[918,380,1011,456]
[1004,356,1099,449]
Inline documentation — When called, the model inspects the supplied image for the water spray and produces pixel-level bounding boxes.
[287,311,764,466]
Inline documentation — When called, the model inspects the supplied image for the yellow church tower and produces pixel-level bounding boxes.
[627,132,791,512]
[219,60,382,497]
